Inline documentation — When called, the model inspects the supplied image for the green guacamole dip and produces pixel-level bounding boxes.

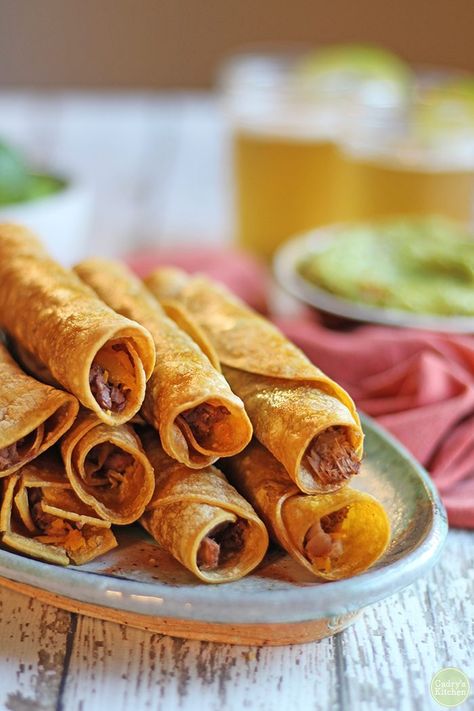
[298,217,474,316]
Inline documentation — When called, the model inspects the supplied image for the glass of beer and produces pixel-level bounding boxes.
[220,47,409,260]
[338,72,474,224]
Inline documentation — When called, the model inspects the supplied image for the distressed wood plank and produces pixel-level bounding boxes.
[0,587,72,711]
[337,529,474,711]
[60,618,339,711]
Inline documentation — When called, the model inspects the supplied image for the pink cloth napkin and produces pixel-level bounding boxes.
[127,247,269,313]
[128,247,474,529]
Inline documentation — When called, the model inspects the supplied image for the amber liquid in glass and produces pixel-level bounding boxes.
[233,131,346,260]
[339,154,474,224]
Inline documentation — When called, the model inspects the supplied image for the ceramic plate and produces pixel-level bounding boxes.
[274,226,474,333]
[0,417,447,643]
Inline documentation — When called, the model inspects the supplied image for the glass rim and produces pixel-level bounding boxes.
[218,47,474,118]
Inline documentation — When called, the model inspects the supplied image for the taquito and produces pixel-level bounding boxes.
[0,224,155,425]
[61,412,154,524]
[139,429,268,583]
[0,342,79,477]
[145,268,363,494]
[74,259,252,468]
[222,441,390,581]
[0,454,117,566]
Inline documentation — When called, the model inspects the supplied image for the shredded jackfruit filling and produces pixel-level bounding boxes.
[304,506,350,571]
[197,519,248,570]
[84,445,135,489]
[305,427,360,486]
[29,491,88,553]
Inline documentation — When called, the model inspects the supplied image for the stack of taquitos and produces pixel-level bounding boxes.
[0,453,117,566]
[145,268,364,494]
[0,342,79,477]
[74,259,252,468]
[0,224,390,582]
[0,224,155,425]
[221,441,390,580]
[139,429,268,583]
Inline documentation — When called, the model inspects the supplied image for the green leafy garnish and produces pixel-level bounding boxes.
[0,140,63,206]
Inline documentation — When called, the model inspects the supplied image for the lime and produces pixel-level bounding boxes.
[297,44,411,102]
[415,75,474,138]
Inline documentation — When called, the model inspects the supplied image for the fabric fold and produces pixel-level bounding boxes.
[130,245,474,528]
[280,317,474,526]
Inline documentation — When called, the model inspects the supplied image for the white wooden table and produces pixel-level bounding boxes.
[0,92,472,711]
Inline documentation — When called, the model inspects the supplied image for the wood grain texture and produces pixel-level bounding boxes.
[337,530,474,711]
[60,616,340,711]
[0,587,72,711]
[0,92,472,711]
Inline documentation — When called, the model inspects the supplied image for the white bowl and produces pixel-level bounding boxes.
[0,178,92,266]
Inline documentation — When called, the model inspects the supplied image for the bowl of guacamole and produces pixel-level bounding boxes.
[274,216,474,332]
[0,140,91,265]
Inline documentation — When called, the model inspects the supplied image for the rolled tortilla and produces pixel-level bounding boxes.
[222,441,390,581]
[0,342,79,478]
[0,224,155,425]
[145,268,363,494]
[74,259,252,468]
[139,429,269,583]
[61,412,155,524]
[0,454,117,566]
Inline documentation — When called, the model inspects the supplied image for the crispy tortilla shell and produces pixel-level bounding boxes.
[160,299,221,371]
[0,454,117,566]
[140,429,268,583]
[0,343,79,477]
[75,259,252,468]
[222,441,390,581]
[145,268,363,493]
[223,367,361,493]
[0,224,155,425]
[60,411,154,524]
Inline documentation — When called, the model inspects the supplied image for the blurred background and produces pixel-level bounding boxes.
[1,0,474,274]
[1,0,474,89]
[1,0,474,515]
